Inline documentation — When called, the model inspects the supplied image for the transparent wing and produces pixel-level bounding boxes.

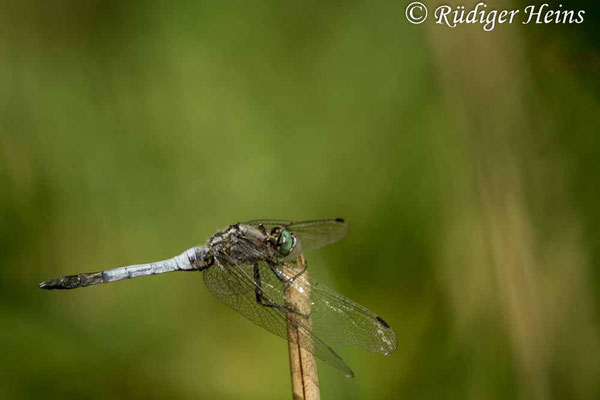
[243,219,293,229]
[244,219,349,252]
[202,260,355,377]
[202,248,397,376]
[243,259,397,355]
[292,272,397,354]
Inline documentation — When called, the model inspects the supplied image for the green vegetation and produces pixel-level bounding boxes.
[1,1,598,399]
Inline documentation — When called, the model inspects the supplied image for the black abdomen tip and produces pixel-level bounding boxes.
[38,275,82,290]
[39,272,103,290]
[39,279,62,290]
[38,277,76,290]
[376,315,391,329]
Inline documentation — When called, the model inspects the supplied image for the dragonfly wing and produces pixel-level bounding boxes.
[243,219,293,230]
[290,273,397,354]
[244,219,349,252]
[202,260,355,377]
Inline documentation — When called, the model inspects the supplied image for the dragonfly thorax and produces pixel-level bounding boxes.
[208,223,283,267]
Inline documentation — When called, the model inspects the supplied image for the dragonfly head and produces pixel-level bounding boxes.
[270,227,297,257]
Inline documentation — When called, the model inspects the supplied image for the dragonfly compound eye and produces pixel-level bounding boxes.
[276,229,295,256]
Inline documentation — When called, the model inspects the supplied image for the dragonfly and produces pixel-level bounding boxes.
[39,218,397,377]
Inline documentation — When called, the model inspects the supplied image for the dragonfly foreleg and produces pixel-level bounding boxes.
[287,261,308,284]
[268,262,307,285]
[253,264,307,317]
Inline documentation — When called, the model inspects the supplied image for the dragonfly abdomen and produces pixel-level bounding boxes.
[39,271,104,289]
[39,246,209,290]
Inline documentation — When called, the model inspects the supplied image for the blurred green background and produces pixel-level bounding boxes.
[1,1,599,399]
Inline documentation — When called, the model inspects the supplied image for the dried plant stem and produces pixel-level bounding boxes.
[285,254,320,400]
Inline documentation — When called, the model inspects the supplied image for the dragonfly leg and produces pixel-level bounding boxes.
[268,262,307,284]
[268,263,289,283]
[287,260,308,284]
[268,263,311,318]
[253,263,272,306]
[254,264,308,317]
[254,263,283,310]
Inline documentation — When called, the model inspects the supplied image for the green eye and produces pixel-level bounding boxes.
[277,229,295,256]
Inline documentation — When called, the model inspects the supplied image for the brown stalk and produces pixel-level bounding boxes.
[284,254,320,400]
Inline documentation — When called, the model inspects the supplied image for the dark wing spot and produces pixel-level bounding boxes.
[376,316,390,329]
[335,218,345,223]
